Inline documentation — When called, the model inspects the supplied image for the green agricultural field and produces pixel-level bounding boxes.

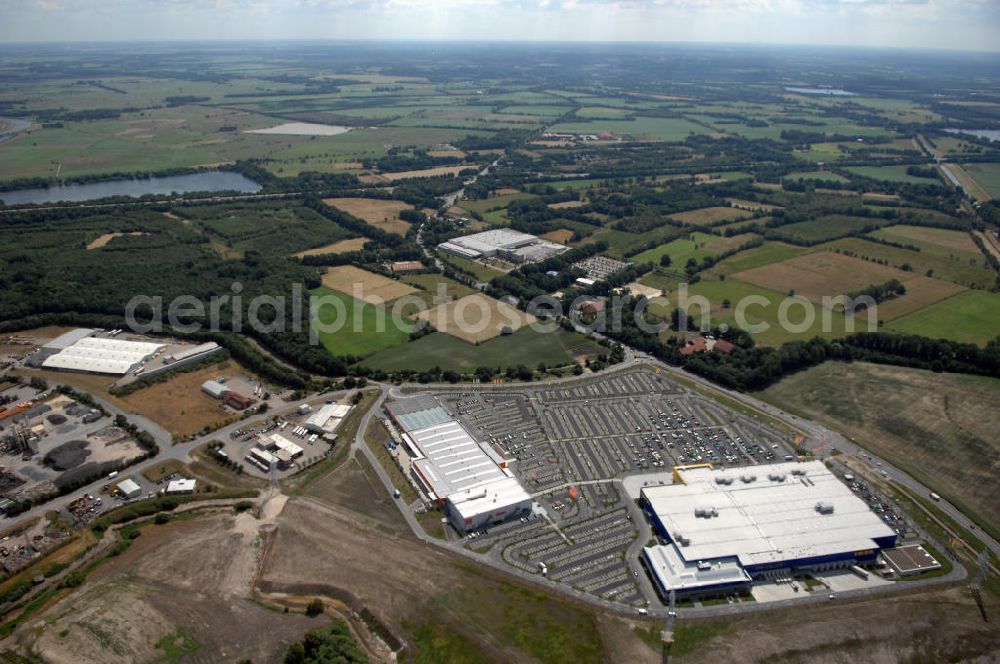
[830,227,996,288]
[402,273,478,301]
[963,162,1000,199]
[359,327,602,372]
[886,290,1000,346]
[702,241,808,277]
[845,165,940,185]
[633,232,759,268]
[652,277,854,346]
[311,287,413,358]
[439,254,506,282]
[586,224,683,259]
[772,215,889,243]
[757,361,1000,533]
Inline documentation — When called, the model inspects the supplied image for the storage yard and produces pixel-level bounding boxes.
[0,383,144,506]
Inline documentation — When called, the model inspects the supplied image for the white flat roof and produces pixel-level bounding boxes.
[642,461,896,568]
[268,433,303,457]
[390,399,531,513]
[409,419,508,496]
[306,403,352,431]
[446,228,538,253]
[42,336,165,375]
[643,544,751,593]
[166,478,197,493]
[449,475,532,520]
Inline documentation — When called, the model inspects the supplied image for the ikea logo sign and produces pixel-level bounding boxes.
[854,549,875,557]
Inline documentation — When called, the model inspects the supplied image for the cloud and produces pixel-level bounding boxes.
[3,0,998,49]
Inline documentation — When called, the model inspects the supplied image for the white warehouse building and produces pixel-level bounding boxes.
[41,335,165,375]
[438,229,565,264]
[641,461,898,598]
[387,396,532,533]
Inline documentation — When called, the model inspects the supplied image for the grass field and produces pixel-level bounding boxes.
[649,278,854,345]
[402,273,478,302]
[944,163,994,202]
[667,207,754,226]
[826,228,995,288]
[845,165,939,185]
[311,287,413,358]
[772,214,888,243]
[322,198,414,236]
[886,290,1000,346]
[633,232,759,267]
[701,241,808,277]
[320,265,419,304]
[416,292,536,343]
[757,361,1000,532]
[439,254,506,282]
[360,327,602,372]
[293,237,368,257]
[733,251,907,303]
[962,162,1000,199]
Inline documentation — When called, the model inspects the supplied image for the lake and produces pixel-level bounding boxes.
[0,171,262,206]
[944,128,1000,142]
[785,87,855,96]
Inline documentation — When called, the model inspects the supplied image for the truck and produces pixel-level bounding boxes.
[929,492,941,502]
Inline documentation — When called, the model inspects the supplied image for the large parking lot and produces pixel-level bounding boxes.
[427,367,797,608]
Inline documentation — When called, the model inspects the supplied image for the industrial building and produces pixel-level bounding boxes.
[117,478,142,499]
[162,342,220,366]
[641,461,897,598]
[166,478,197,494]
[36,329,165,375]
[882,544,941,576]
[386,396,532,533]
[437,229,566,264]
[201,380,253,411]
[304,402,352,434]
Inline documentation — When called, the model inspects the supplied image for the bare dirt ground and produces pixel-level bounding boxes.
[16,511,318,664]
[322,197,413,236]
[677,584,1000,664]
[85,231,149,250]
[321,264,419,304]
[116,363,247,438]
[260,497,642,664]
[294,237,368,257]
[415,292,536,343]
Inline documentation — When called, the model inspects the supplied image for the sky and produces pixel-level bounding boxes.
[2,0,999,52]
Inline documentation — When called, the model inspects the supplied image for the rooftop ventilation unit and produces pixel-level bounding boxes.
[815,501,835,515]
[740,474,756,483]
[694,506,718,518]
[715,476,734,485]
[768,473,786,482]
[791,468,806,476]
[697,561,712,571]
